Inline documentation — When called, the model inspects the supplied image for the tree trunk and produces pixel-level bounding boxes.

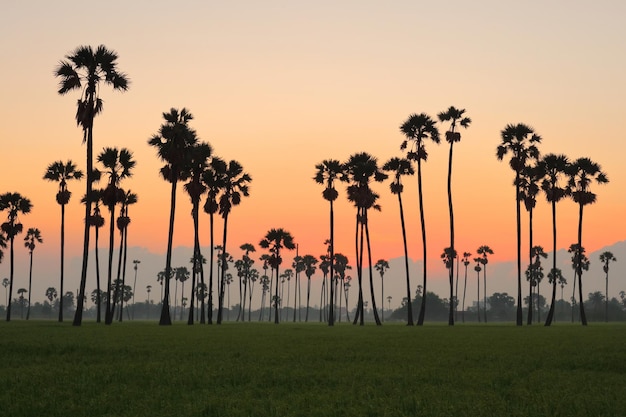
[577,203,587,325]
[515,172,523,326]
[545,200,558,326]
[26,251,33,320]
[364,213,381,325]
[447,140,455,326]
[105,204,116,325]
[60,203,66,322]
[159,178,177,325]
[417,159,427,326]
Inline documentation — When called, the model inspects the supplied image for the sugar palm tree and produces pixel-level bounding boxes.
[292,254,305,322]
[0,192,32,321]
[540,154,570,326]
[175,266,190,320]
[302,254,318,322]
[45,287,57,317]
[84,189,105,322]
[96,147,135,325]
[566,157,608,325]
[344,152,387,326]
[568,243,589,322]
[115,190,137,322]
[461,252,471,323]
[148,108,198,325]
[215,160,251,324]
[473,257,482,322]
[382,156,415,325]
[374,259,389,322]
[496,123,541,325]
[43,160,83,322]
[333,253,351,322]
[400,113,440,325]
[526,245,547,324]
[438,106,471,326]
[23,228,42,320]
[314,159,347,326]
[260,228,296,324]
[55,45,129,326]
[599,251,616,322]
[441,247,457,321]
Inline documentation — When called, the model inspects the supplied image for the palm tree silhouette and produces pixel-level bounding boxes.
[314,159,347,326]
[547,267,564,322]
[476,246,494,323]
[55,45,128,326]
[333,253,351,322]
[23,228,42,320]
[148,108,198,325]
[496,123,541,325]
[400,113,440,325]
[292,254,305,322]
[302,254,318,322]
[566,157,608,325]
[461,252,471,323]
[43,160,83,322]
[438,106,471,326]
[540,153,570,326]
[441,247,457,319]
[0,192,32,321]
[473,257,482,322]
[526,245,547,323]
[260,228,296,324]
[115,189,137,322]
[374,259,389,322]
[45,287,57,318]
[85,189,105,322]
[599,251,616,322]
[383,156,415,325]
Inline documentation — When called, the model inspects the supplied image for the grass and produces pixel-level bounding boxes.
[0,321,625,417]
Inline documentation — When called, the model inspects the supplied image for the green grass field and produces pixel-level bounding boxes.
[0,321,624,417]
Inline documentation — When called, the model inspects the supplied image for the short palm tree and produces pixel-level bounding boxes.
[477,245,494,323]
[55,45,129,326]
[382,156,415,325]
[115,189,137,322]
[400,113,440,325]
[496,123,541,325]
[84,189,105,322]
[259,228,296,324]
[302,254,318,322]
[43,160,83,322]
[0,192,32,321]
[23,228,43,320]
[526,245,547,324]
[148,108,198,325]
[566,157,608,325]
[473,257,482,322]
[461,252,471,323]
[374,259,389,322]
[599,251,616,322]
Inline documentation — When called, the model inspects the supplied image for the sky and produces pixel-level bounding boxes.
[1,1,625,308]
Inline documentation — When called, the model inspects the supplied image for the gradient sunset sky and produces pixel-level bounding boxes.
[1,1,625,301]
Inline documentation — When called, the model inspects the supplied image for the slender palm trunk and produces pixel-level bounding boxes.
[159,179,177,325]
[477,269,481,322]
[6,237,14,321]
[111,222,125,323]
[353,210,365,325]
[217,213,229,324]
[417,159,428,326]
[274,264,281,324]
[462,265,468,323]
[188,203,200,325]
[483,265,487,323]
[329,199,335,326]
[447,140,455,326]
[455,257,459,322]
[577,203,587,325]
[527,208,534,325]
[305,277,311,321]
[208,214,215,324]
[545,200,558,326]
[396,191,413,325]
[105,204,116,325]
[381,275,384,322]
[120,225,129,321]
[364,213,381,325]
[95,224,101,323]
[605,270,609,322]
[59,203,66,322]
[26,250,33,320]
[515,173,523,325]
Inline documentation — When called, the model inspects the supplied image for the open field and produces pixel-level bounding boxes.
[0,322,625,417]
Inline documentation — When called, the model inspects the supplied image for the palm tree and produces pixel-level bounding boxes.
[568,243,589,322]
[2,277,8,307]
[183,142,212,325]
[496,123,541,325]
[85,189,105,322]
[461,252,471,323]
[148,108,198,325]
[96,147,135,325]
[400,113,440,325]
[259,228,296,324]
[333,253,351,322]
[23,228,42,320]
[43,160,83,322]
[547,267,564,322]
[526,245,547,323]
[292,253,305,322]
[132,259,140,319]
[17,288,27,319]
[473,257,482,322]
[55,45,129,326]
[45,287,57,317]
[302,254,318,322]
[540,153,570,326]
[599,251,616,322]
[344,152,388,326]
[215,160,251,324]
[441,247,457,322]
[146,285,152,318]
[476,246,493,323]
[382,156,415,325]
[566,157,608,325]
[176,266,190,320]
[0,192,32,321]
[115,189,137,322]
[314,159,347,326]
[438,106,471,326]
[374,259,390,322]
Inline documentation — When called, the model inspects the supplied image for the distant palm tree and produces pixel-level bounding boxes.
[473,257,482,322]
[17,288,27,319]
[1,277,8,307]
[441,248,457,320]
[374,259,390,322]
[292,254,305,322]
[438,106,471,326]
[43,160,83,322]
[148,108,198,325]
[526,245,547,324]
[400,113,440,325]
[115,190,137,322]
[599,251,616,322]
[23,228,43,320]
[476,245,494,323]
[55,45,129,326]
[0,192,32,321]
[568,244,589,322]
[566,157,608,325]
[176,266,190,320]
[547,268,564,322]
[496,123,541,325]
[302,254,318,322]
[382,156,415,325]
[461,252,471,323]
[333,253,351,322]
[45,287,57,317]
[260,228,296,324]
[540,153,570,326]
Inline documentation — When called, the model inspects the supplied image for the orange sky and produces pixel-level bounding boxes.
[1,1,625,304]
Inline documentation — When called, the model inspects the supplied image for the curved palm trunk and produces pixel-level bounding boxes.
[6,237,14,321]
[159,179,178,325]
[545,200,558,326]
[515,173,523,326]
[95,224,102,323]
[417,159,428,326]
[217,213,230,324]
[112,222,125,322]
[396,191,413,325]
[364,214,381,325]
[59,203,66,322]
[26,250,33,320]
[577,203,587,325]
[447,140,455,326]
[353,210,365,325]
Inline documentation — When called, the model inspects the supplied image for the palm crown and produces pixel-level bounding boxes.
[399,113,440,162]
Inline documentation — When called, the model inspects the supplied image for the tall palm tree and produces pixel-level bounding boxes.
[496,123,541,325]
[183,142,212,325]
[148,108,198,325]
[43,160,83,322]
[55,45,129,326]
[260,228,296,324]
[476,245,494,323]
[599,251,616,322]
[382,156,415,325]
[96,147,135,325]
[344,152,387,326]
[540,154,570,326]
[314,159,347,326]
[438,106,471,326]
[23,228,43,320]
[566,157,608,325]
[302,254,318,322]
[461,252,471,323]
[215,160,251,324]
[374,259,389,322]
[0,193,32,322]
[400,113,440,325]
[473,257,482,322]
